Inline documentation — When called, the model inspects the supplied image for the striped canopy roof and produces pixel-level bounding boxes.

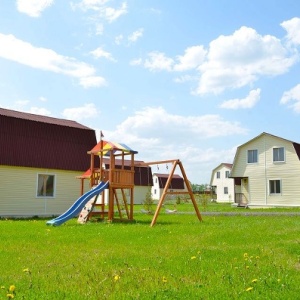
[89,140,138,156]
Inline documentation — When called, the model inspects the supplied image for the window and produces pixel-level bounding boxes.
[225,171,230,178]
[269,180,281,195]
[273,147,285,162]
[247,149,258,163]
[37,174,55,197]
[216,171,220,179]
[224,187,228,194]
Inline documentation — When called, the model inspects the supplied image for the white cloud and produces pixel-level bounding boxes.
[0,33,105,88]
[174,46,207,71]
[196,26,296,95]
[129,58,142,66]
[90,47,116,61]
[16,0,54,17]
[280,84,300,113]
[28,106,51,116]
[144,52,174,72]
[62,103,100,120]
[128,28,144,43]
[79,76,107,88]
[281,17,300,45]
[104,107,246,183]
[104,2,127,23]
[220,88,261,109]
[115,34,123,45]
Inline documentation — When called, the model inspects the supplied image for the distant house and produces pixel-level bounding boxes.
[151,173,187,201]
[210,163,234,203]
[0,108,97,217]
[230,132,300,207]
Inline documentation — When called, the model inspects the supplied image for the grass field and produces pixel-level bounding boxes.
[1,202,300,299]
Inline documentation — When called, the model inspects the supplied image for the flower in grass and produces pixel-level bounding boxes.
[252,279,258,283]
[162,276,167,283]
[243,253,248,258]
[7,293,15,299]
[1,286,5,289]
[23,268,30,273]
[191,256,196,260]
[246,265,250,269]
[246,287,253,292]
[114,275,120,281]
[9,286,15,293]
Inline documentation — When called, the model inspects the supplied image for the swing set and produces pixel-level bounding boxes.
[77,137,202,226]
[138,159,202,226]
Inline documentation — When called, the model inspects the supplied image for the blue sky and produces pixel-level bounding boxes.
[1,0,300,184]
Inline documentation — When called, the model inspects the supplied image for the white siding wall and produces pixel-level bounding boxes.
[211,165,234,203]
[0,166,84,217]
[232,134,300,207]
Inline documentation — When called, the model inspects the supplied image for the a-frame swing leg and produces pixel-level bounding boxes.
[150,160,178,227]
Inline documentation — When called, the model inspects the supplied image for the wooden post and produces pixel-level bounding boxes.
[178,160,202,222]
[150,160,178,227]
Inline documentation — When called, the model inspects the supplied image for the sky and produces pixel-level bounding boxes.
[1,0,300,184]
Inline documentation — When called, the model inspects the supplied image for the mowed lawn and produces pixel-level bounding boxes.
[1,203,300,299]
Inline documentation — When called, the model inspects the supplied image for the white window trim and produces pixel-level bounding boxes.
[247,149,258,164]
[269,179,282,196]
[36,173,56,198]
[273,147,285,163]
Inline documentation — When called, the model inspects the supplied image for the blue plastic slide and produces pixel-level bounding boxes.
[46,181,109,226]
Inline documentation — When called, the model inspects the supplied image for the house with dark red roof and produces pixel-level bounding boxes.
[151,173,187,201]
[0,108,97,217]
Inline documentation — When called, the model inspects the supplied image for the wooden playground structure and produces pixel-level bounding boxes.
[77,138,202,226]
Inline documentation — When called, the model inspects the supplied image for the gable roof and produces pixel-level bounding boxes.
[153,173,185,189]
[0,108,97,171]
[231,132,300,175]
[210,163,233,185]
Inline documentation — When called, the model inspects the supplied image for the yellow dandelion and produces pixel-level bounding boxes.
[1,286,5,289]
[9,285,15,292]
[23,268,30,273]
[162,276,167,283]
[7,293,14,299]
[114,275,120,281]
[252,279,258,283]
[246,266,250,269]
[246,287,253,292]
[243,253,248,258]
[191,256,196,260]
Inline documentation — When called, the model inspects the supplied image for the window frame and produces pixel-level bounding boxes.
[224,187,228,194]
[269,179,281,195]
[247,149,258,164]
[273,147,285,163]
[216,171,220,179]
[225,170,230,178]
[36,173,56,198]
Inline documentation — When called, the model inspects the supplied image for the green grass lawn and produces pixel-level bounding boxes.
[1,202,300,299]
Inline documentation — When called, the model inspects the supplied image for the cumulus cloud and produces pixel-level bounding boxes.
[128,28,144,43]
[174,46,207,71]
[62,103,100,120]
[220,89,261,109]
[28,107,51,116]
[0,33,106,88]
[16,0,54,17]
[144,52,174,72]
[281,17,300,45]
[90,47,116,61]
[135,19,298,96]
[280,84,300,113]
[196,26,295,95]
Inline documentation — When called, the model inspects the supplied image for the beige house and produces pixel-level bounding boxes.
[210,163,234,203]
[0,108,97,217]
[230,132,300,208]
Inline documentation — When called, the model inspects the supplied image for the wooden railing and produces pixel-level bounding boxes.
[110,169,134,186]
